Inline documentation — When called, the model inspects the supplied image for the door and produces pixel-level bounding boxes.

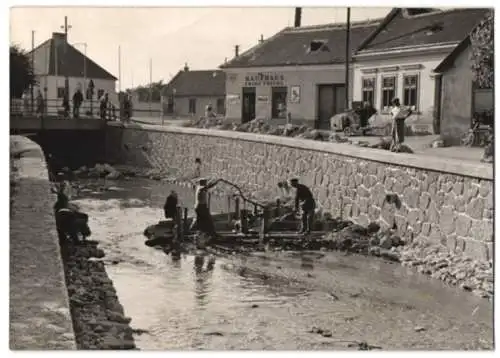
[316,84,347,130]
[317,85,335,130]
[242,87,256,123]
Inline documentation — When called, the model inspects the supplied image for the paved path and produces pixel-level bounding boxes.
[10,136,76,350]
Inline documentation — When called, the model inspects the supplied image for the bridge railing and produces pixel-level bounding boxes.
[10,98,121,121]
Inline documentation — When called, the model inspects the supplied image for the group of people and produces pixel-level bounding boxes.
[163,156,318,239]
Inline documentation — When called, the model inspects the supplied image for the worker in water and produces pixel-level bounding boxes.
[190,177,221,238]
[164,190,178,220]
[289,178,316,235]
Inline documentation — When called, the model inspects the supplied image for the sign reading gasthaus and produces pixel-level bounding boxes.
[244,73,285,87]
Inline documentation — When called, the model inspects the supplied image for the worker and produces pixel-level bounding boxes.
[190,177,221,238]
[289,178,316,235]
[164,190,178,220]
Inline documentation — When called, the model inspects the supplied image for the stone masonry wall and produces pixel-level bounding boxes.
[106,123,494,263]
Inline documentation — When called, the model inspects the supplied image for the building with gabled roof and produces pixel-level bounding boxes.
[351,8,490,134]
[162,64,226,117]
[30,32,117,115]
[220,17,382,127]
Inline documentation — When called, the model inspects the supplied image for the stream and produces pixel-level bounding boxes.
[71,178,493,350]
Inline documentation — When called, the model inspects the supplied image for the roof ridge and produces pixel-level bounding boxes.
[285,17,385,33]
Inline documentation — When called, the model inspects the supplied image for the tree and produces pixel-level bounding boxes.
[10,45,36,99]
[470,10,494,89]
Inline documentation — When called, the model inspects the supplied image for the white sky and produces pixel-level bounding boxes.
[10,6,393,89]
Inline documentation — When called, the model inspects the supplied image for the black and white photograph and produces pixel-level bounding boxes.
[7,1,496,353]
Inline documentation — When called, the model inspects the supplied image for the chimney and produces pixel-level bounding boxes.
[234,45,240,57]
[52,32,67,45]
[183,63,189,72]
[259,34,264,44]
[294,7,302,27]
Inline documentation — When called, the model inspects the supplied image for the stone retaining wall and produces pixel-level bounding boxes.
[105,123,494,263]
[10,135,76,350]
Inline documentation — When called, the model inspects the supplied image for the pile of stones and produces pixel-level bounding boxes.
[60,240,137,350]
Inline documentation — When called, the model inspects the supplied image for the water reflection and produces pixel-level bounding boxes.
[194,254,215,310]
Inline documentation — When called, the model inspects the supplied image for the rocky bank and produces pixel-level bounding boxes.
[60,240,137,350]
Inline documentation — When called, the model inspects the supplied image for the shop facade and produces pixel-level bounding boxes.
[224,65,350,128]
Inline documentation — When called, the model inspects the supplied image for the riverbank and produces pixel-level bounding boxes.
[10,136,75,350]
[60,240,137,350]
[69,167,493,301]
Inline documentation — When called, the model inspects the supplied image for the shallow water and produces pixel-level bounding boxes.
[73,178,494,350]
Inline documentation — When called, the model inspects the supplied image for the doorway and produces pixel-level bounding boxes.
[241,87,256,123]
[316,84,346,130]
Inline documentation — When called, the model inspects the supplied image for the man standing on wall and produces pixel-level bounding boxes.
[289,178,316,235]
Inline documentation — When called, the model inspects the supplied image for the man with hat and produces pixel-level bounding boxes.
[289,178,316,234]
[190,177,221,238]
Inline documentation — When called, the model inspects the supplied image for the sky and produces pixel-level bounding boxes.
[10,7,393,90]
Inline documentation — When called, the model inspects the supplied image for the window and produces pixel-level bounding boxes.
[57,87,65,98]
[309,40,326,52]
[361,78,375,105]
[97,89,104,100]
[271,87,287,119]
[216,98,225,115]
[189,98,196,114]
[381,76,396,111]
[403,74,419,110]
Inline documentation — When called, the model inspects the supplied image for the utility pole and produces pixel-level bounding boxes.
[149,58,152,116]
[31,30,35,114]
[118,46,122,93]
[61,16,72,98]
[344,7,351,111]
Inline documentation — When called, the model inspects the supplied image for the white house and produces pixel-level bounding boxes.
[351,8,489,134]
[30,32,117,116]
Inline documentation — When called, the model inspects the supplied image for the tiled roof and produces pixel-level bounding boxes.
[219,19,382,69]
[356,8,490,53]
[162,69,225,97]
[30,33,117,80]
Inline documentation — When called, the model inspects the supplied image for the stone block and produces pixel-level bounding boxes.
[384,177,394,191]
[368,205,381,221]
[466,198,485,220]
[439,206,455,235]
[428,183,437,196]
[421,222,431,237]
[352,202,360,217]
[486,242,493,261]
[403,187,419,209]
[446,235,457,252]
[453,182,464,196]
[455,214,472,237]
[393,180,404,194]
[426,202,440,224]
[354,173,363,186]
[357,185,371,198]
[407,208,422,227]
[343,204,352,218]
[443,192,456,207]
[357,214,370,227]
[478,181,491,197]
[455,236,466,252]
[463,239,489,262]
[470,219,493,242]
[419,192,431,211]
[381,201,396,228]
[434,191,445,207]
[429,224,445,245]
[394,214,408,235]
[464,183,479,203]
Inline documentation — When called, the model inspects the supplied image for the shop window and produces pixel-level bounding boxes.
[57,87,65,98]
[361,77,375,105]
[272,87,287,119]
[189,98,196,114]
[216,98,225,115]
[381,76,396,112]
[403,74,419,110]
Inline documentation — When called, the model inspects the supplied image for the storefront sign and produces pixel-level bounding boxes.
[257,95,269,103]
[226,94,240,105]
[244,73,285,87]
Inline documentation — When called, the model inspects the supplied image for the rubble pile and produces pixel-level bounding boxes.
[60,240,137,350]
[399,239,493,299]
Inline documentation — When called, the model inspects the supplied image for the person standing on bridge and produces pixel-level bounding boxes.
[289,178,316,235]
[72,88,84,119]
[100,93,109,121]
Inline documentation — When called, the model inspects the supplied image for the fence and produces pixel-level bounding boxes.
[10,97,120,121]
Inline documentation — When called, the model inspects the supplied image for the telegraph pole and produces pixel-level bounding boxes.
[344,7,351,111]
[31,30,35,114]
[149,58,152,115]
[61,16,72,97]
